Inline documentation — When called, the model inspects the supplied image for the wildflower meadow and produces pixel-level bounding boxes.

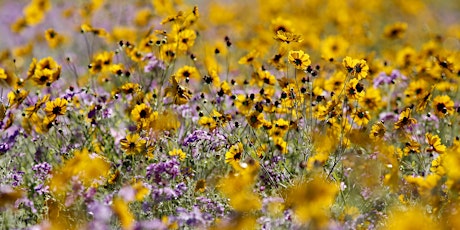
[1,0,460,229]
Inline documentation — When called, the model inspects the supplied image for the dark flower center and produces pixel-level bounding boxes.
[52,106,61,115]
[437,103,447,113]
[140,110,147,118]
[294,58,302,66]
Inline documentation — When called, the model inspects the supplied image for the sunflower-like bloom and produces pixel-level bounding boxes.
[351,109,370,126]
[288,50,311,70]
[342,56,369,80]
[225,142,244,168]
[44,98,68,122]
[120,133,146,155]
[394,108,417,130]
[432,95,454,118]
[425,133,446,154]
[28,57,61,86]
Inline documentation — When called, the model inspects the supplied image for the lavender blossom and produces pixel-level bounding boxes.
[146,158,181,185]
[373,69,405,88]
[33,184,50,195]
[32,162,52,181]
[143,53,165,72]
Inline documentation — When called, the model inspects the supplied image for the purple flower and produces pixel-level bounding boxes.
[146,158,181,185]
[176,206,207,227]
[87,201,112,230]
[135,219,167,230]
[11,170,25,187]
[34,184,50,195]
[0,143,9,153]
[32,162,52,181]
[373,69,405,88]
[143,53,165,72]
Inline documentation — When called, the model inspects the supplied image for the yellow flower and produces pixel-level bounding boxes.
[112,197,135,230]
[225,142,244,168]
[394,108,417,130]
[198,116,217,130]
[359,87,382,111]
[169,148,186,161]
[321,35,349,62]
[284,175,338,227]
[345,78,365,100]
[159,43,177,63]
[246,111,265,129]
[385,206,436,230]
[273,30,303,44]
[29,57,61,86]
[269,118,290,138]
[132,181,150,201]
[23,0,51,26]
[273,137,288,154]
[403,139,421,155]
[131,103,153,123]
[44,28,65,49]
[175,29,196,52]
[195,179,206,193]
[133,8,152,27]
[383,22,408,39]
[288,50,311,70]
[89,51,114,74]
[342,56,369,80]
[120,133,146,155]
[425,133,446,154]
[369,121,386,141]
[0,68,6,79]
[238,49,260,65]
[24,94,50,118]
[44,98,68,122]
[234,94,254,115]
[49,148,110,194]
[432,95,454,118]
[164,75,192,105]
[351,109,370,126]
[175,65,200,82]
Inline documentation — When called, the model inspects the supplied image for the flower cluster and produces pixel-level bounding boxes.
[1,0,460,229]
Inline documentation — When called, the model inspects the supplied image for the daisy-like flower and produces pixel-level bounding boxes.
[432,95,454,118]
[28,57,61,86]
[425,133,446,154]
[131,103,153,123]
[288,50,311,70]
[394,108,417,130]
[342,56,369,80]
[345,78,365,100]
[403,139,421,155]
[24,94,50,117]
[44,28,64,49]
[164,75,192,105]
[168,148,186,161]
[44,98,68,122]
[120,82,141,95]
[225,142,244,168]
[176,29,196,52]
[351,109,370,126]
[120,133,146,155]
[321,35,349,62]
[246,111,264,129]
[175,65,200,83]
[369,121,386,141]
[238,50,260,65]
[273,30,303,44]
[383,22,408,39]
